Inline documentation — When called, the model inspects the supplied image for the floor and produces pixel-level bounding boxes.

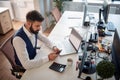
[0,20,55,80]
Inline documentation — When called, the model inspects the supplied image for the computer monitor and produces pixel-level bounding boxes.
[112,29,120,80]
[78,40,88,78]
[78,41,96,78]
[97,0,110,36]
[82,0,88,26]
[102,0,110,24]
[98,0,110,24]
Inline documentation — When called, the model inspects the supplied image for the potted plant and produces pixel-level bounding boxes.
[53,0,72,12]
[96,60,115,80]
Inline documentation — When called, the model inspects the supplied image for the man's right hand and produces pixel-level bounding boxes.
[48,53,58,61]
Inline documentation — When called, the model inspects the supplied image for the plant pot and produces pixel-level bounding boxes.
[96,60,115,79]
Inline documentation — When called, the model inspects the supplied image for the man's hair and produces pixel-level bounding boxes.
[26,10,44,22]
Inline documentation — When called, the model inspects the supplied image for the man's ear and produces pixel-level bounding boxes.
[26,21,32,27]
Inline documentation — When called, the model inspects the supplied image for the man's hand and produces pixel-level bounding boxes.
[48,53,58,61]
[53,46,61,54]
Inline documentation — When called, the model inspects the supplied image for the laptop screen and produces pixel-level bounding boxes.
[69,28,83,52]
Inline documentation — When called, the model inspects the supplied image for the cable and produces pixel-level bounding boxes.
[97,51,109,60]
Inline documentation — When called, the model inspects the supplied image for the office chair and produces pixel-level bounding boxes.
[0,34,25,79]
[51,7,61,23]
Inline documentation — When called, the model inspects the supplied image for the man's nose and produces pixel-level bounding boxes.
[37,26,41,31]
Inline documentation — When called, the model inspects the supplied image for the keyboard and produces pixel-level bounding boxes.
[49,62,66,73]
[106,22,115,32]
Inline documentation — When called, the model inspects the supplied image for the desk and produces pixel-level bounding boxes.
[21,11,120,80]
[49,11,84,41]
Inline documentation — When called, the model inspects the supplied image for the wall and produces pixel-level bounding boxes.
[11,0,34,22]
[88,1,120,14]
[63,1,120,14]
[63,1,84,12]
[11,0,53,32]
[34,0,53,31]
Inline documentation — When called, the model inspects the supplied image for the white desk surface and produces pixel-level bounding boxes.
[21,11,120,80]
[48,11,84,42]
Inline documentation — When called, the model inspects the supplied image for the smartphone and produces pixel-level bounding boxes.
[56,50,62,54]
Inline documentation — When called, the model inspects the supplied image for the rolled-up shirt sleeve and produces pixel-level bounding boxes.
[37,32,55,49]
[13,36,49,69]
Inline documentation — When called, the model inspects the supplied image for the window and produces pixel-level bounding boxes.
[73,0,112,2]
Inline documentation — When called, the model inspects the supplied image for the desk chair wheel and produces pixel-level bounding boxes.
[11,69,22,79]
[84,76,92,80]
[11,67,26,79]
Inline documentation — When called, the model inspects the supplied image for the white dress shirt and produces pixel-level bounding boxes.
[13,25,55,69]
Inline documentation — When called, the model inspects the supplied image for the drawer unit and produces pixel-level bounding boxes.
[0,8,13,34]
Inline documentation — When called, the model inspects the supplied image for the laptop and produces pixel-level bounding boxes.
[56,28,83,56]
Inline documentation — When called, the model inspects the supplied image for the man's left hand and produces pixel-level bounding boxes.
[53,46,61,54]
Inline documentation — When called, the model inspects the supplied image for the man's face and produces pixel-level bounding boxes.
[29,21,42,34]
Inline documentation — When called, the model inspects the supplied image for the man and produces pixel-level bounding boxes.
[12,10,60,70]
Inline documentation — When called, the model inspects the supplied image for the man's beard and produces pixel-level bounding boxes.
[30,25,39,34]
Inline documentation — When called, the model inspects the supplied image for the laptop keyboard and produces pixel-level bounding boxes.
[62,40,74,51]
[55,40,76,56]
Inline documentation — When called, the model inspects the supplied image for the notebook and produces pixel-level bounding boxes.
[56,28,83,56]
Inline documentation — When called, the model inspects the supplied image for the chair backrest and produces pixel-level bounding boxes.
[51,7,61,22]
[0,34,26,78]
[0,34,16,68]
